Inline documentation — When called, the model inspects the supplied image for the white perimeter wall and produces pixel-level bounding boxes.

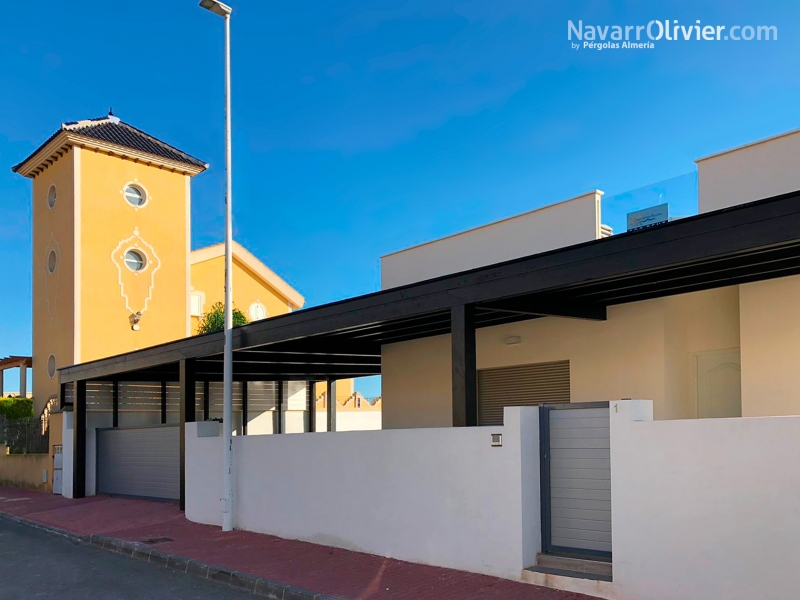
[186,407,540,579]
[611,400,800,600]
[380,191,602,289]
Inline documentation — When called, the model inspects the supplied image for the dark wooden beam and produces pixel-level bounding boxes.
[74,380,87,499]
[179,359,196,512]
[203,380,210,421]
[276,381,284,434]
[326,380,336,432]
[195,363,381,378]
[198,354,381,366]
[451,305,477,427]
[477,299,606,321]
[112,380,119,428]
[307,381,315,433]
[161,380,167,424]
[242,381,248,435]
[180,372,376,383]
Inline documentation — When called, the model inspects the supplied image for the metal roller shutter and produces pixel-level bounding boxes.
[96,426,180,501]
[477,361,570,425]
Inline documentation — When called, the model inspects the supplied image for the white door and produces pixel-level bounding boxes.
[696,350,741,418]
[53,445,63,494]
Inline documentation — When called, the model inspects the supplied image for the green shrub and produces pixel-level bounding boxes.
[0,397,34,419]
[196,301,249,335]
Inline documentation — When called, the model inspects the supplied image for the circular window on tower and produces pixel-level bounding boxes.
[47,249,57,273]
[123,184,147,207]
[124,249,147,272]
[47,184,57,209]
[249,302,268,321]
[47,354,56,379]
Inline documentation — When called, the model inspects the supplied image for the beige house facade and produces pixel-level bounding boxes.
[380,128,800,427]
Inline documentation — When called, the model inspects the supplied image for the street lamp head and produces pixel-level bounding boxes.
[199,0,232,17]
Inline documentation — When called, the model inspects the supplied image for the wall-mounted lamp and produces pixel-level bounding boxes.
[504,335,522,345]
[129,311,142,331]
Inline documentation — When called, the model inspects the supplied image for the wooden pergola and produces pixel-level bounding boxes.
[59,188,800,507]
[0,356,32,398]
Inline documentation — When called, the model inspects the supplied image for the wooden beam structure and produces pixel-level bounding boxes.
[161,380,167,424]
[326,380,337,432]
[112,380,119,428]
[73,380,87,499]
[451,305,477,427]
[242,381,248,435]
[56,189,800,392]
[306,381,315,433]
[179,359,196,511]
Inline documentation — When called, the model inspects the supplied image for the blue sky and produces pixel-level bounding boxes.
[1,1,799,396]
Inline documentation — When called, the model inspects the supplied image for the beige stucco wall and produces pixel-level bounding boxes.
[380,191,603,289]
[662,287,741,419]
[739,275,800,416]
[697,128,800,214]
[32,150,76,415]
[0,446,51,492]
[78,150,189,362]
[382,287,740,428]
[190,255,294,332]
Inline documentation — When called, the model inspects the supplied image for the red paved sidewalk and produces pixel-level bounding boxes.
[0,486,597,600]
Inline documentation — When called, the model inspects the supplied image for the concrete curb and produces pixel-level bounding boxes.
[0,512,340,600]
[0,511,89,544]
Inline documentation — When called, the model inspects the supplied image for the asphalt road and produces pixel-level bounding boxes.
[0,519,253,600]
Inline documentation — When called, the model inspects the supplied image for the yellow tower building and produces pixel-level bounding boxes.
[13,114,207,417]
[8,114,377,493]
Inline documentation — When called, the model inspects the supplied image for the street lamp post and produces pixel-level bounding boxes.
[199,0,235,533]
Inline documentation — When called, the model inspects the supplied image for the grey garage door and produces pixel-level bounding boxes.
[541,403,611,558]
[96,426,180,501]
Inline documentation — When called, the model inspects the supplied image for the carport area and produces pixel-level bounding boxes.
[57,188,800,513]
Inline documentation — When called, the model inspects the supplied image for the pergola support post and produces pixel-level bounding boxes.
[19,366,26,399]
[112,381,119,428]
[161,380,167,424]
[306,381,315,432]
[242,381,248,435]
[179,359,196,512]
[276,381,284,434]
[326,380,337,432]
[73,380,87,499]
[451,304,477,427]
[203,380,210,421]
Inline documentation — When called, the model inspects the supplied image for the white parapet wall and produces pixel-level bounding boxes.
[186,406,541,579]
[380,191,603,289]
[696,128,800,214]
[610,400,800,600]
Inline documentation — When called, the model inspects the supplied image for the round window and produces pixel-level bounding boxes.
[47,250,57,273]
[249,302,268,321]
[124,185,146,207]
[47,185,57,209]
[124,250,146,271]
[47,354,56,379]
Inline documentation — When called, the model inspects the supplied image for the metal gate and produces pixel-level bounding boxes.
[540,402,611,559]
[96,425,180,501]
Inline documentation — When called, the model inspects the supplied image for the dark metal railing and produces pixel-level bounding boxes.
[0,416,49,454]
